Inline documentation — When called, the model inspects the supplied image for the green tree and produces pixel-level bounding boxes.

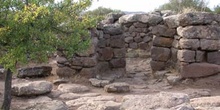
[85,6,122,20]
[157,0,211,13]
[0,0,97,110]
[214,4,220,14]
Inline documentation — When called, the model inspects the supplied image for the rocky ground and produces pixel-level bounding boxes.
[0,58,220,110]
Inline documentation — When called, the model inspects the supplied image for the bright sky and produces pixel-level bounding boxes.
[89,0,220,12]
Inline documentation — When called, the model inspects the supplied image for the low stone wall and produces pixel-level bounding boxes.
[56,22,126,79]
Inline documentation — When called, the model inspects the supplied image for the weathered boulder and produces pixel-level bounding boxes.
[57,84,90,93]
[177,50,195,63]
[17,66,52,78]
[102,12,125,24]
[120,92,190,110]
[207,51,220,65]
[153,35,174,47]
[104,82,130,93]
[12,80,53,96]
[152,25,176,37]
[180,63,220,78]
[151,46,171,62]
[178,12,215,26]
[177,25,220,40]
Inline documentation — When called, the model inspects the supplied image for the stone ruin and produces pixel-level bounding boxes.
[56,11,220,79]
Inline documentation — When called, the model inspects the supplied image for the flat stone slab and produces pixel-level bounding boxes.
[104,82,130,93]
[12,80,53,96]
[190,96,220,110]
[89,78,111,87]
[57,84,90,93]
[17,66,52,78]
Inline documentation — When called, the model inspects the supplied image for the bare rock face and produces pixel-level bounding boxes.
[180,63,220,78]
[57,84,90,93]
[17,66,52,78]
[104,82,130,93]
[120,92,190,110]
[12,80,53,96]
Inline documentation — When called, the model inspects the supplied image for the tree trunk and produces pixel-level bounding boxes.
[1,69,12,110]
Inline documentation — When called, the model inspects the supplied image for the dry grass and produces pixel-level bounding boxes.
[179,7,198,14]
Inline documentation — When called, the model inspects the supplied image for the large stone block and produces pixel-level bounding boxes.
[96,62,110,74]
[98,47,113,61]
[80,67,96,78]
[139,42,150,50]
[180,63,220,78]
[143,36,152,43]
[196,51,205,62]
[17,66,52,78]
[200,39,220,51]
[163,15,179,28]
[134,36,143,43]
[133,22,148,28]
[113,48,126,58]
[110,58,126,68]
[152,25,176,37]
[81,56,97,67]
[110,35,125,48]
[179,39,200,50]
[151,46,171,62]
[125,37,133,43]
[177,26,220,40]
[103,24,123,35]
[177,12,214,26]
[177,50,195,63]
[153,35,173,48]
[207,51,220,65]
[129,42,138,49]
[56,67,76,78]
[150,60,166,71]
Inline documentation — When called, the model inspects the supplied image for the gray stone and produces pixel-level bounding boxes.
[97,38,108,48]
[129,42,138,49]
[102,12,125,24]
[180,63,220,78]
[177,50,195,63]
[56,67,76,78]
[96,62,110,75]
[17,66,52,78]
[110,58,126,68]
[134,36,143,43]
[178,12,215,26]
[196,51,205,62]
[98,47,113,61]
[71,57,82,66]
[171,48,178,62]
[177,25,220,40]
[152,25,176,37]
[89,78,111,87]
[47,90,63,98]
[80,67,96,78]
[103,24,123,35]
[207,51,220,65]
[153,35,173,47]
[163,15,179,28]
[150,60,166,71]
[151,46,171,62]
[125,37,133,43]
[133,22,148,28]
[12,80,53,96]
[57,57,68,64]
[172,39,180,49]
[167,75,182,85]
[53,79,69,85]
[104,82,130,93]
[179,39,200,50]
[121,92,190,110]
[200,39,220,51]
[57,84,90,93]
[139,42,150,50]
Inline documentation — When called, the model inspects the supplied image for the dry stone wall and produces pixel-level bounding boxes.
[56,20,126,79]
